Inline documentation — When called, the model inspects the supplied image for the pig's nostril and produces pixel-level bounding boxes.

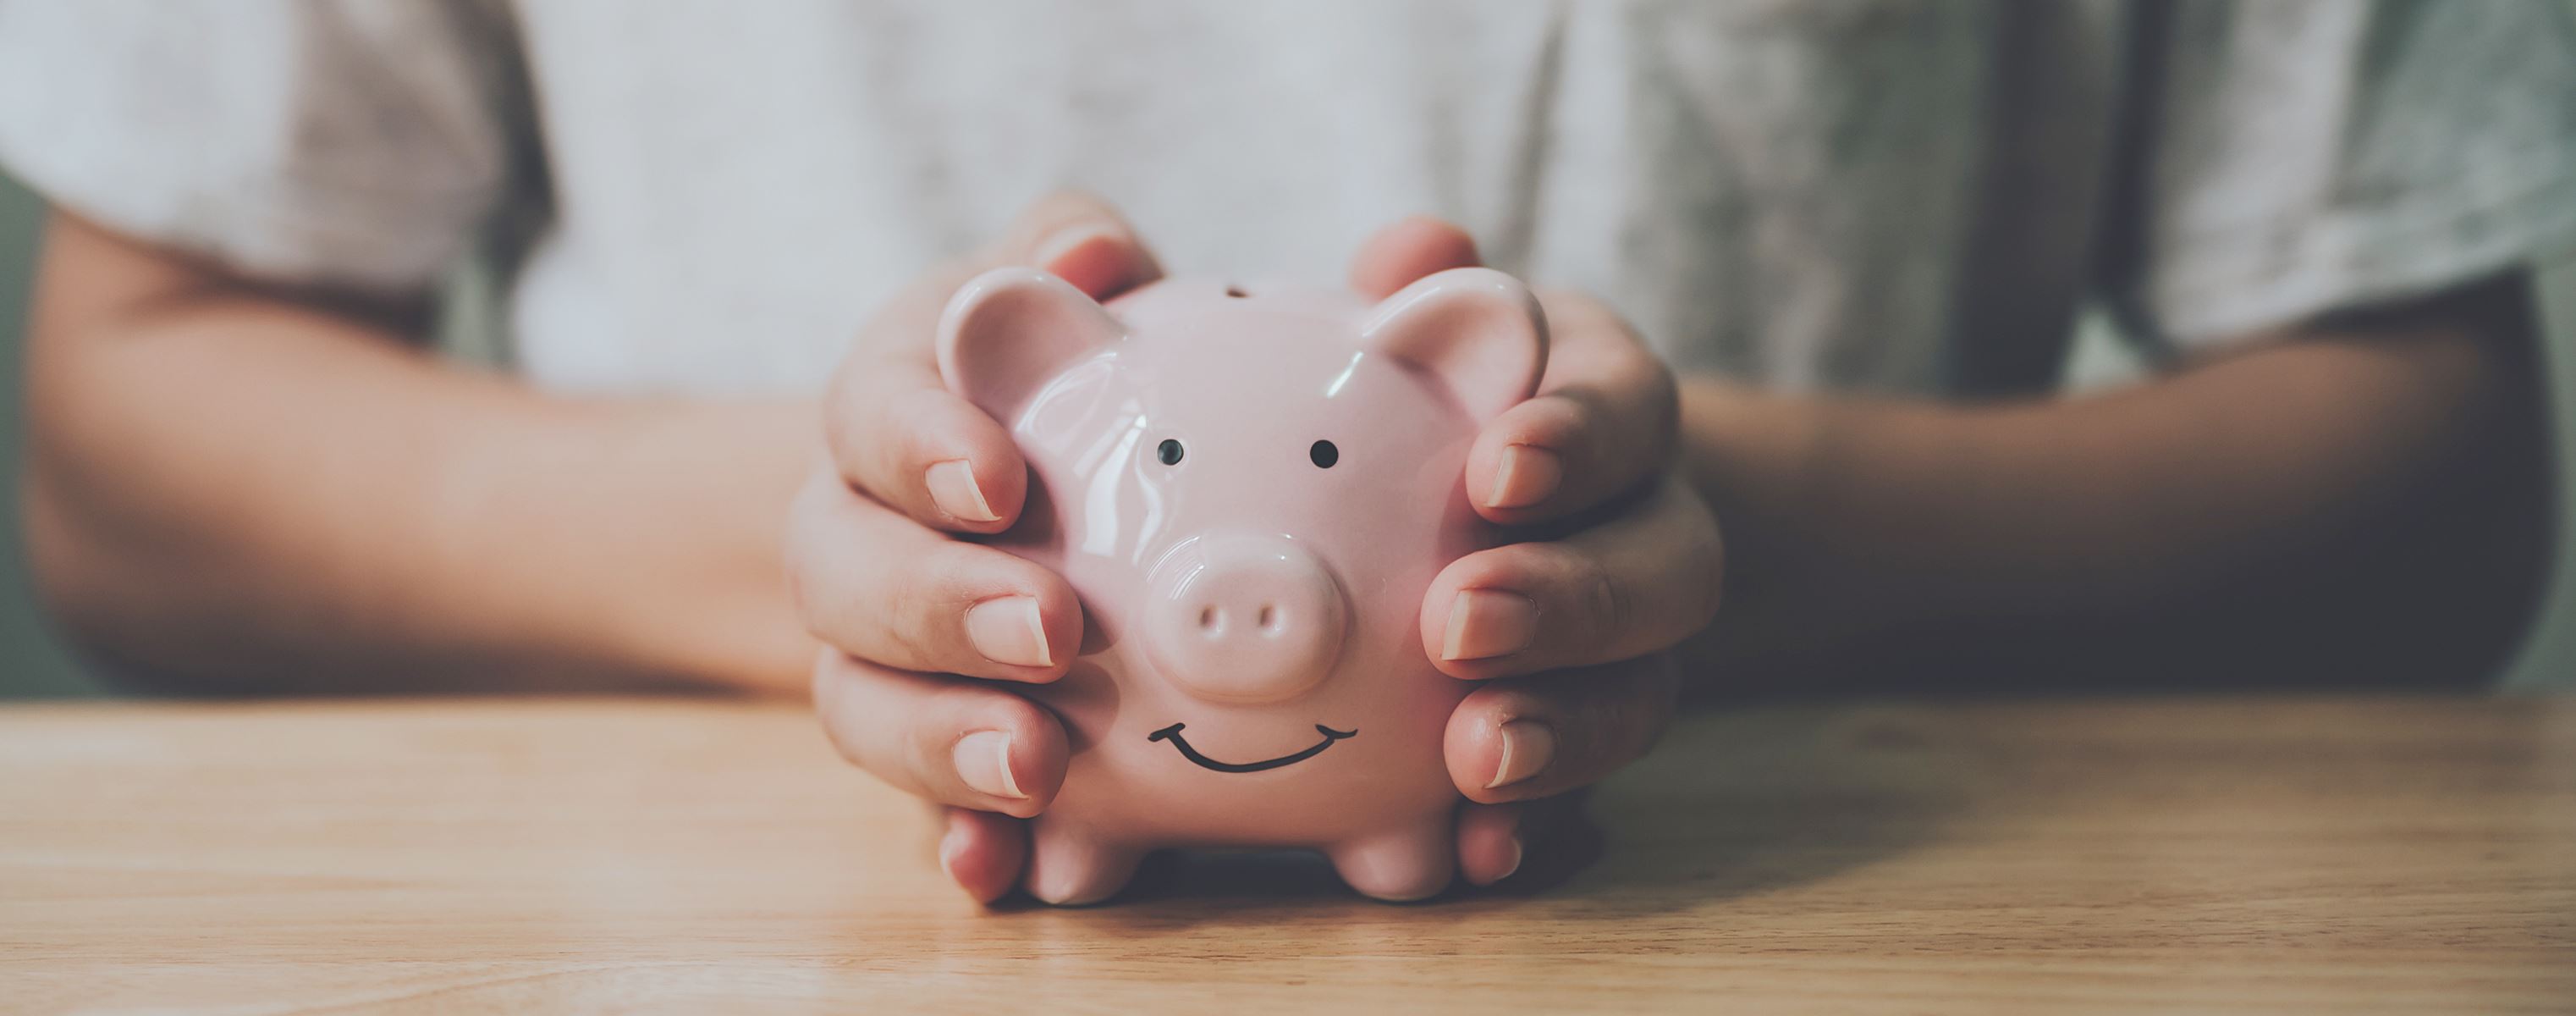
[1145,535,1346,704]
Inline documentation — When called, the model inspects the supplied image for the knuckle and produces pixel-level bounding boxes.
[821,369,889,470]
[1593,356,1676,450]
[1569,553,1631,648]
[904,686,995,765]
[885,587,949,669]
[885,392,956,482]
[859,560,937,666]
[889,385,959,441]
[901,543,1008,667]
[1496,541,1627,658]
[834,376,967,501]
[1543,389,1599,445]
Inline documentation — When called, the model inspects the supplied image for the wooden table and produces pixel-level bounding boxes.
[3,696,2570,1013]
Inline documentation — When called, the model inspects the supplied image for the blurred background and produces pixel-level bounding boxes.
[3,175,2573,697]
[0,170,85,696]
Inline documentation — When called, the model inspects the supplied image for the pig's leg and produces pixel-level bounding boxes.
[1327,814,1456,902]
[1023,815,1144,906]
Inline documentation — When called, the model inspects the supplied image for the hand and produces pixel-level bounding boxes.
[1353,219,1721,886]
[801,203,1718,903]
[790,192,1164,902]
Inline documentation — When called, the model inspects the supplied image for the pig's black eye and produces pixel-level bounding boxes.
[1157,439,1184,466]
[1309,439,1339,468]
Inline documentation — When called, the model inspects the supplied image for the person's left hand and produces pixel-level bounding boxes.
[1350,218,1721,886]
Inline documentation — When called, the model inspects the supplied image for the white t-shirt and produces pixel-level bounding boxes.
[2,0,2572,397]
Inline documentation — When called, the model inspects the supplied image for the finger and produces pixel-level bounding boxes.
[826,191,1163,533]
[812,649,1070,819]
[1465,289,1679,523]
[787,467,1081,681]
[1445,654,1680,805]
[1347,215,1483,300]
[937,806,1032,905]
[1423,475,1721,679]
[1455,792,1588,886]
[985,190,1166,298]
[825,359,1034,534]
[1346,223,1677,522]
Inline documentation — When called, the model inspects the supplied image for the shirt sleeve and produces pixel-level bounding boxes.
[0,0,516,295]
[2104,0,2576,350]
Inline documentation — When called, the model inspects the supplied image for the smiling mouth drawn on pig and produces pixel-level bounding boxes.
[1148,723,1357,773]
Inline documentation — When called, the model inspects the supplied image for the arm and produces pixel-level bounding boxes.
[22,211,817,694]
[1683,273,2554,694]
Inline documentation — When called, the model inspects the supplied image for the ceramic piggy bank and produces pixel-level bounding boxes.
[935,266,1548,903]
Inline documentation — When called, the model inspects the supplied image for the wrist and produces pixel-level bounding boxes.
[444,395,823,694]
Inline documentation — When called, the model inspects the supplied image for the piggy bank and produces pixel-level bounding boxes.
[935,265,1548,903]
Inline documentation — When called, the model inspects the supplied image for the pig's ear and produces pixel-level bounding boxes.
[937,268,1127,420]
[1358,268,1548,422]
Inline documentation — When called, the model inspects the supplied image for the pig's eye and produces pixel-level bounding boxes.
[1157,439,1185,466]
[1309,439,1339,468]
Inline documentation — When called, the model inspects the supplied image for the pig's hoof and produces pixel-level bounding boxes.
[1025,831,1142,906]
[1329,827,1456,902]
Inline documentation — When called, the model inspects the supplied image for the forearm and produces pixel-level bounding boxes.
[25,215,817,694]
[1683,279,2551,693]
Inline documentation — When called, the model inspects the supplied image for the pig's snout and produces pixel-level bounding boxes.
[1142,535,1346,704]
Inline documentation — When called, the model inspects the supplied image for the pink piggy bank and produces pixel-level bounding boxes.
[936,266,1548,903]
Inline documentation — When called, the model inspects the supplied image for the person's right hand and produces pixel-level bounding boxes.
[787,193,1164,903]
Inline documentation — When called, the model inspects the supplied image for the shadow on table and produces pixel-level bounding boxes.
[994,704,1969,922]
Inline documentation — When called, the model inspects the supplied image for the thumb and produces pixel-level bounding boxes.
[985,190,1165,299]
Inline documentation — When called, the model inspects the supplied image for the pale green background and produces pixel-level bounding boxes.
[0,168,2569,698]
[0,171,86,696]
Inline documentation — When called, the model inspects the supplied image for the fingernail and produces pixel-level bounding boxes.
[1486,720,1555,789]
[1487,444,1562,509]
[1443,589,1538,661]
[953,730,1025,799]
[966,596,1053,668]
[925,459,999,523]
[1497,837,1525,882]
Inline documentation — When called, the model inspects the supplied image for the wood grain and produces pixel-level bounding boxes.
[3,695,2571,1013]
